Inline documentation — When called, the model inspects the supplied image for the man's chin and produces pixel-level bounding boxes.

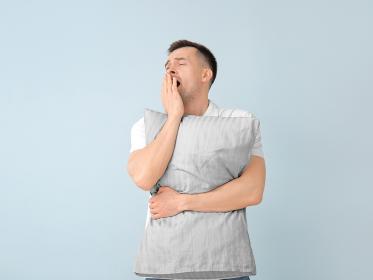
[179,91,192,102]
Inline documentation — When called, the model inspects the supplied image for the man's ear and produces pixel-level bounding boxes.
[202,68,213,83]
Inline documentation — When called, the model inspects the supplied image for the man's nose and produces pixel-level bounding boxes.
[166,63,177,74]
[166,69,176,75]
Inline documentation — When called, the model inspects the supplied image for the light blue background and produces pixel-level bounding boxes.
[1,1,372,279]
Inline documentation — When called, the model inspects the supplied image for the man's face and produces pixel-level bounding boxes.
[164,47,206,97]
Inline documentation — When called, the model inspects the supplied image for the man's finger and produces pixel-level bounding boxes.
[153,214,160,220]
[172,77,176,92]
[167,73,171,94]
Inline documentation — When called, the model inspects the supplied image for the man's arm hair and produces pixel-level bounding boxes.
[126,115,182,191]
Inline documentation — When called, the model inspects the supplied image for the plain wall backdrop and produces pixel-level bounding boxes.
[0,0,372,279]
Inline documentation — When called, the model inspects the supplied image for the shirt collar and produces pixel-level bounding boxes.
[202,98,219,117]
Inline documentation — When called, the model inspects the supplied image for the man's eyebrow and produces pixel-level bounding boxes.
[164,57,187,68]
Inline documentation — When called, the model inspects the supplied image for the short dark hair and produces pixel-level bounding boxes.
[167,39,217,88]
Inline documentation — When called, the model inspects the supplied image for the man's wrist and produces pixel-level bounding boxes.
[179,193,192,212]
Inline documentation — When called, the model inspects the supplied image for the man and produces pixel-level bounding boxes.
[127,39,266,280]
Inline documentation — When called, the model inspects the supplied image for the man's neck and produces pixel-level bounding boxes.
[183,98,209,116]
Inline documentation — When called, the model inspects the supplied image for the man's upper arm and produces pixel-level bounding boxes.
[241,115,266,202]
[242,154,266,195]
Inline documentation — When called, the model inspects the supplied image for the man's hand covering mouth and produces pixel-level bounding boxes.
[170,74,181,87]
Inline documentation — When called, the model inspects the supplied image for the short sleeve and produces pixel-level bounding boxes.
[251,118,264,158]
[129,117,146,153]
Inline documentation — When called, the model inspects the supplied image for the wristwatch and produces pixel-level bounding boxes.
[150,181,161,196]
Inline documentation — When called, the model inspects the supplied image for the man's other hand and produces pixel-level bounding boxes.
[148,186,186,220]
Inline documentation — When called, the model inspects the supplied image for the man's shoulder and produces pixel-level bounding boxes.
[217,107,257,118]
[207,100,257,118]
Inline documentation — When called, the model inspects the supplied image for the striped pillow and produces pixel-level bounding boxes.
[134,108,259,279]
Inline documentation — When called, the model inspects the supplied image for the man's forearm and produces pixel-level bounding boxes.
[180,175,262,212]
[127,115,181,191]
